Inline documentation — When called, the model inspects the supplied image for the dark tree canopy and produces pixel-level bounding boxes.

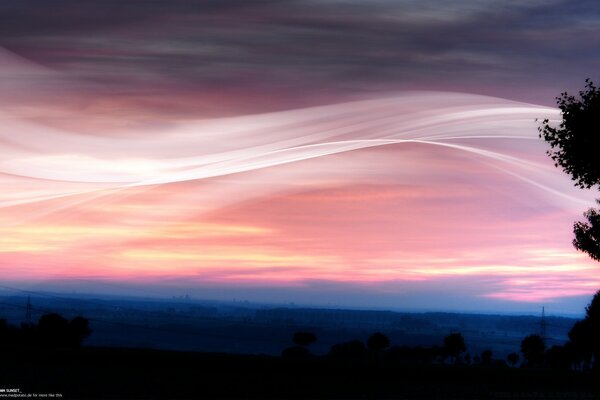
[573,204,600,262]
[540,79,600,262]
[37,313,92,347]
[443,333,466,359]
[568,289,600,366]
[585,289,600,321]
[507,352,519,367]
[367,332,390,352]
[481,349,493,365]
[521,334,545,366]
[539,79,600,189]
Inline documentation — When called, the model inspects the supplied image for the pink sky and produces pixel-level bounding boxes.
[1,0,600,316]
[1,60,599,314]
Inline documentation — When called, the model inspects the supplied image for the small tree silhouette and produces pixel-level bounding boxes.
[69,316,92,346]
[443,333,466,364]
[367,332,390,352]
[37,313,92,347]
[481,349,493,365]
[521,334,545,367]
[38,313,70,346]
[282,331,317,359]
[507,352,520,367]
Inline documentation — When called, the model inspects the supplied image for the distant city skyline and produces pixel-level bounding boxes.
[1,0,600,315]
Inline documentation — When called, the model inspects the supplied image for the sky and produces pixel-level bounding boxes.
[1,0,600,315]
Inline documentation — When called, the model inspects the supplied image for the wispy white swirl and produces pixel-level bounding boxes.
[1,86,592,214]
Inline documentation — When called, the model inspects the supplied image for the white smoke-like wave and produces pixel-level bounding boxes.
[0,47,592,216]
[0,90,589,211]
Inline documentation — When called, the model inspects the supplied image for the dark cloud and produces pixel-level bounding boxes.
[1,0,599,112]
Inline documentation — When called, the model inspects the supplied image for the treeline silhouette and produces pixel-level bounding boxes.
[283,330,506,366]
[0,295,598,399]
[1,289,598,373]
[0,312,91,347]
[280,290,600,372]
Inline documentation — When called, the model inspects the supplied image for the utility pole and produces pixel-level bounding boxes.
[540,306,547,343]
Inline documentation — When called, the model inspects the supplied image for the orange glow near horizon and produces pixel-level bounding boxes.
[2,165,599,306]
[2,81,600,313]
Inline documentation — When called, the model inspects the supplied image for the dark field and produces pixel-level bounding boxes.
[2,346,598,399]
[0,295,577,358]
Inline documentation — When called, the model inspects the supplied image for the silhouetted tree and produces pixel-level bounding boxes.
[573,203,600,262]
[443,333,466,364]
[539,79,600,189]
[539,80,600,261]
[293,331,317,347]
[568,290,600,369]
[38,313,70,346]
[586,289,600,319]
[481,349,493,365]
[507,352,520,367]
[569,319,593,367]
[367,332,390,352]
[37,313,91,347]
[282,331,317,359]
[521,334,545,367]
[69,316,92,346]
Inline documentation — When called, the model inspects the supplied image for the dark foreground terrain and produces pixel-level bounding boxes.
[2,346,598,400]
[0,294,577,357]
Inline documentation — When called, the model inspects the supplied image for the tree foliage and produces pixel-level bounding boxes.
[539,79,600,189]
[443,332,466,362]
[520,334,545,366]
[540,79,600,262]
[367,332,390,352]
[0,313,91,348]
[568,290,600,367]
[573,203,600,261]
[507,352,519,367]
